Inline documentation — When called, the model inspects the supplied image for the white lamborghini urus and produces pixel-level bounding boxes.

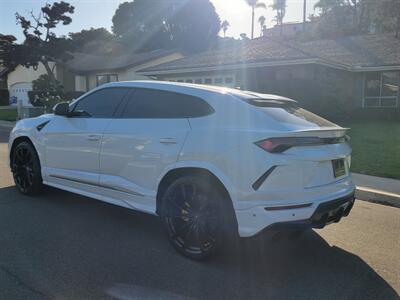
[8,81,355,259]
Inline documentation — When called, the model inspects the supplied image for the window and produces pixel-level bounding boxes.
[204,78,212,84]
[194,79,202,84]
[225,77,233,84]
[122,88,214,118]
[364,72,399,108]
[214,78,223,85]
[96,74,118,87]
[73,88,130,118]
[185,79,193,83]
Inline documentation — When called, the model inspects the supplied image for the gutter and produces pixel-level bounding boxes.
[138,58,351,76]
[138,57,400,76]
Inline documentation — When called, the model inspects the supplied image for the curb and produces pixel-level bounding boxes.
[356,186,400,208]
[0,120,16,129]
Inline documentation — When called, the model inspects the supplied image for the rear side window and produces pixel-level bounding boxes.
[243,98,336,128]
[122,88,214,118]
[263,105,337,127]
[74,88,129,118]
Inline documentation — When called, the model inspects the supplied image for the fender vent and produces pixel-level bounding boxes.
[252,166,277,190]
[36,120,50,131]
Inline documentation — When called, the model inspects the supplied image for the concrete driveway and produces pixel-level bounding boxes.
[0,124,399,300]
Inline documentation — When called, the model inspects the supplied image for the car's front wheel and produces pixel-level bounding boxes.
[11,141,43,195]
[160,175,236,260]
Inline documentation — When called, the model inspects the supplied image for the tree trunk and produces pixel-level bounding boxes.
[251,6,255,39]
[41,60,57,85]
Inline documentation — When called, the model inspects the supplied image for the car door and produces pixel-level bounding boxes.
[99,88,213,213]
[43,87,130,195]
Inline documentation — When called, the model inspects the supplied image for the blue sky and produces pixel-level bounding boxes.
[0,0,319,41]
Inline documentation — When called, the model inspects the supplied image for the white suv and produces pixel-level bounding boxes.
[8,81,355,259]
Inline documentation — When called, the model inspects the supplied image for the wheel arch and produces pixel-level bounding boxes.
[156,166,236,218]
[9,136,38,168]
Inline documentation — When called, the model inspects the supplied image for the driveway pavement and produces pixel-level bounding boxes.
[0,124,399,300]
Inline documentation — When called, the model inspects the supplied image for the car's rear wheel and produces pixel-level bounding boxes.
[160,175,236,260]
[11,141,43,195]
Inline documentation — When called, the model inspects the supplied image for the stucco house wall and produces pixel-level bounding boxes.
[7,62,58,106]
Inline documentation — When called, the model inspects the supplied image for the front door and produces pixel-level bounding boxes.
[43,87,130,195]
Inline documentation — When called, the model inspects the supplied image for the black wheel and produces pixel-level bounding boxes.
[160,175,236,260]
[11,141,43,195]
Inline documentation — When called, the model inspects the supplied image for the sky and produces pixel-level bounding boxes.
[0,0,319,41]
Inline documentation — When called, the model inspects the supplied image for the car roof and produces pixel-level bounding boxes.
[101,80,296,102]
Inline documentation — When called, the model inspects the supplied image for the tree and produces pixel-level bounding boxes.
[258,15,266,36]
[0,2,75,85]
[240,33,250,40]
[378,0,400,38]
[69,27,113,52]
[112,0,220,53]
[221,20,230,37]
[271,0,286,36]
[244,0,266,39]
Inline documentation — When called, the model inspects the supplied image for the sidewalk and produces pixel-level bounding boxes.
[0,120,16,129]
[353,173,400,208]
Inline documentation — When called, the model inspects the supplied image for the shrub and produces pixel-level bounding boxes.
[28,74,65,112]
[0,89,9,106]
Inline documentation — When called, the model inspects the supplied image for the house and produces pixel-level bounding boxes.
[263,21,317,37]
[63,49,183,92]
[5,49,183,106]
[138,33,400,115]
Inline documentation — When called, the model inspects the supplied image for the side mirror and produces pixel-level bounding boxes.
[53,102,70,116]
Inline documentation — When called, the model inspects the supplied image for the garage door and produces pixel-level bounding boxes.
[9,82,33,106]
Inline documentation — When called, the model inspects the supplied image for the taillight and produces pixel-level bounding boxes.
[255,136,346,153]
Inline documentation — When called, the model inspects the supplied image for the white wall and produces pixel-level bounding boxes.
[7,62,57,106]
[7,62,57,89]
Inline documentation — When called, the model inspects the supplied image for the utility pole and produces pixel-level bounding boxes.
[303,0,307,32]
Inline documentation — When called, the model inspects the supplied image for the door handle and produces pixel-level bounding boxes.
[159,138,177,145]
[87,134,101,141]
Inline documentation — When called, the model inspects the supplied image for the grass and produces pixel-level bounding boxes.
[339,121,400,180]
[0,108,17,122]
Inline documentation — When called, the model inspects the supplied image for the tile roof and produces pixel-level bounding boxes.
[140,33,400,74]
[64,49,178,73]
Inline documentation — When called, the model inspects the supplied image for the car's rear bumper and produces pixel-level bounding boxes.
[266,192,355,231]
[235,187,355,237]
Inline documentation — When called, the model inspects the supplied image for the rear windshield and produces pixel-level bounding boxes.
[244,98,337,128]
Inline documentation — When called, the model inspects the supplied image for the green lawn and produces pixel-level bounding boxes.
[339,121,400,179]
[0,108,17,122]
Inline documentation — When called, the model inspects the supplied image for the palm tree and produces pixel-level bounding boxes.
[271,0,286,36]
[221,20,230,38]
[244,0,266,39]
[258,15,266,36]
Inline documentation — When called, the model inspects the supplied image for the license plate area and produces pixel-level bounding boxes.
[332,158,346,178]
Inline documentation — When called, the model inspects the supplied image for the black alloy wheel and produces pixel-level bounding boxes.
[12,141,42,195]
[161,175,235,260]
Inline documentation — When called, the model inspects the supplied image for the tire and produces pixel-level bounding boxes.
[160,175,237,260]
[11,141,43,195]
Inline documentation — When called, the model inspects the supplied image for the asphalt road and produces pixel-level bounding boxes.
[0,125,399,300]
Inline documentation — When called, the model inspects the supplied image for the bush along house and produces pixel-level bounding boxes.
[139,33,400,120]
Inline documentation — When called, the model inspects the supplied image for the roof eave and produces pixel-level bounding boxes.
[350,65,400,72]
[138,58,350,76]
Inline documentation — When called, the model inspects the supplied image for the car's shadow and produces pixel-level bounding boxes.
[0,185,398,300]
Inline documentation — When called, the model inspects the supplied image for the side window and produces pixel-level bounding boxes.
[122,89,214,118]
[74,88,130,118]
